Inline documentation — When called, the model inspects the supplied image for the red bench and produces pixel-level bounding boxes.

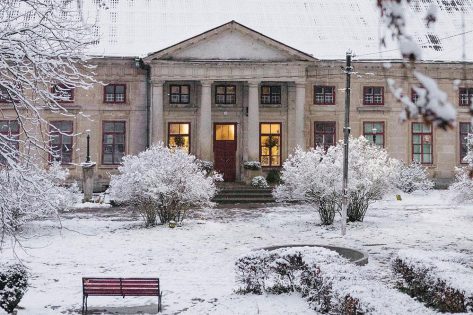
[82,277,162,314]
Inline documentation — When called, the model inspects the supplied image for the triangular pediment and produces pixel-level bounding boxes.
[144,21,316,62]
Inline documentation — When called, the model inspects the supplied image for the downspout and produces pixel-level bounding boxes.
[135,57,151,148]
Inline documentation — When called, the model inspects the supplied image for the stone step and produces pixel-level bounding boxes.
[217,190,273,195]
[212,197,276,204]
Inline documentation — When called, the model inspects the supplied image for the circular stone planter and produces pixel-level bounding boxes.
[258,244,368,266]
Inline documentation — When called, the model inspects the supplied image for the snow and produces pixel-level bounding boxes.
[1,190,472,314]
[82,0,473,61]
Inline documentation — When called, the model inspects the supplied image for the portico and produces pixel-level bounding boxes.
[143,21,314,181]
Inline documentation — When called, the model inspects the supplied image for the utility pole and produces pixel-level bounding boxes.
[341,51,353,236]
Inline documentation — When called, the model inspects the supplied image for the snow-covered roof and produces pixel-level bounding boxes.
[84,0,473,62]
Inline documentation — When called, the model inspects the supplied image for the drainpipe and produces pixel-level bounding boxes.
[135,57,151,148]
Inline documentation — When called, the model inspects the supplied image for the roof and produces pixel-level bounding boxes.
[83,0,473,62]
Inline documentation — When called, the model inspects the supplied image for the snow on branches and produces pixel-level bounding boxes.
[0,0,97,164]
[378,0,458,129]
[108,144,221,226]
[394,161,434,193]
[0,162,79,247]
[274,137,397,224]
[449,133,473,202]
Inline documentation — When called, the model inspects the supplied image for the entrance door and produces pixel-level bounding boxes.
[214,123,237,181]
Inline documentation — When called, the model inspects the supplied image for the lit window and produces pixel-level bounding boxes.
[260,123,281,167]
[168,123,190,153]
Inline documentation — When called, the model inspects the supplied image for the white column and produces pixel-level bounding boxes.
[247,81,260,161]
[294,81,306,149]
[151,81,164,144]
[199,81,212,161]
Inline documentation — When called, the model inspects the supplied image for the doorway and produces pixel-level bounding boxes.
[214,123,237,181]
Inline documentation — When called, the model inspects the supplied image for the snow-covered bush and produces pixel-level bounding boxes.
[274,138,397,224]
[0,162,77,239]
[394,161,434,193]
[266,170,281,184]
[251,176,268,188]
[0,263,29,314]
[243,161,261,170]
[449,133,473,202]
[393,249,473,313]
[236,247,430,314]
[196,160,214,175]
[108,144,220,226]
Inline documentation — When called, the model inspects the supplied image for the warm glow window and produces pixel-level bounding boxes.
[412,123,432,164]
[215,124,235,141]
[260,123,281,167]
[168,123,190,153]
[49,121,73,164]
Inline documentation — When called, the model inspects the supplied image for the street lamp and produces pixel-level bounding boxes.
[371,127,377,145]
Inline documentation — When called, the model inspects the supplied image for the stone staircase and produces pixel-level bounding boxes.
[213,182,275,204]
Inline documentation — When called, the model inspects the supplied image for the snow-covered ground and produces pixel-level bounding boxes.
[2,190,472,314]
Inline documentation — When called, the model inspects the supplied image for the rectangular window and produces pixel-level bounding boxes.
[314,86,335,105]
[460,122,471,163]
[170,85,190,104]
[260,123,281,167]
[102,121,126,165]
[52,84,74,102]
[49,121,73,164]
[104,84,126,103]
[314,122,336,151]
[363,86,384,105]
[168,123,190,153]
[261,86,281,104]
[215,85,236,104]
[459,88,473,106]
[412,123,433,164]
[0,86,19,103]
[0,120,20,164]
[363,122,385,147]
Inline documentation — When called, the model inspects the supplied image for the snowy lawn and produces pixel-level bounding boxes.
[2,190,472,314]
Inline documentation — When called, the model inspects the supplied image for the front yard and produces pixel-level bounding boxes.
[2,190,472,314]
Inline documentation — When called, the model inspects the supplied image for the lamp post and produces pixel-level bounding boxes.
[371,127,377,145]
[81,132,96,202]
[86,134,91,163]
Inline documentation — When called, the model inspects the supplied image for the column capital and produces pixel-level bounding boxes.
[151,80,165,87]
[201,80,213,87]
[248,80,259,88]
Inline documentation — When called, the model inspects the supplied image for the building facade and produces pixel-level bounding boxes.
[1,21,472,189]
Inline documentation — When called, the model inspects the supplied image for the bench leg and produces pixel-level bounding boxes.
[82,295,88,315]
[158,293,162,312]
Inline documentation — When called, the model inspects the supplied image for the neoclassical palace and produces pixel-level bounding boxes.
[1,19,473,189]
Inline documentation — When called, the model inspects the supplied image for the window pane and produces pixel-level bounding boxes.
[423,144,431,153]
[226,86,235,94]
[270,124,280,134]
[413,135,421,144]
[171,86,180,93]
[103,135,114,144]
[105,85,115,93]
[413,144,421,153]
[216,86,225,94]
[179,123,189,135]
[115,85,125,94]
[261,124,271,134]
[423,154,432,163]
[261,156,270,166]
[413,123,422,133]
[103,153,113,164]
[261,147,270,155]
[104,123,114,132]
[115,122,125,132]
[180,95,189,103]
[413,154,421,163]
[262,86,270,94]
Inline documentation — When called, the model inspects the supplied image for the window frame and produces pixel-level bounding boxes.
[314,86,336,105]
[101,121,126,166]
[363,86,384,105]
[0,86,20,103]
[103,84,126,104]
[259,122,282,168]
[412,122,433,165]
[49,120,73,164]
[167,122,191,153]
[0,120,20,164]
[362,121,385,148]
[51,84,74,103]
[215,84,236,104]
[314,121,336,151]
[169,84,190,104]
[459,87,473,107]
[459,122,471,164]
[260,85,281,105]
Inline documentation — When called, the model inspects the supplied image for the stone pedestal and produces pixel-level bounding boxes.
[81,162,96,202]
[243,168,262,185]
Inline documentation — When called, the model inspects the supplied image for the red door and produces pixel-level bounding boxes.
[214,123,237,182]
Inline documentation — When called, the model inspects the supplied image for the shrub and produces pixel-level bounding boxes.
[251,176,268,188]
[394,161,434,193]
[266,170,281,184]
[449,167,473,203]
[196,160,214,175]
[393,249,473,313]
[243,161,261,170]
[108,144,221,226]
[0,263,29,314]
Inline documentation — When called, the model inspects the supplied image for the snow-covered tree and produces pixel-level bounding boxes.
[394,161,434,193]
[0,162,79,247]
[108,144,221,226]
[449,133,473,202]
[0,0,97,166]
[274,137,397,224]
